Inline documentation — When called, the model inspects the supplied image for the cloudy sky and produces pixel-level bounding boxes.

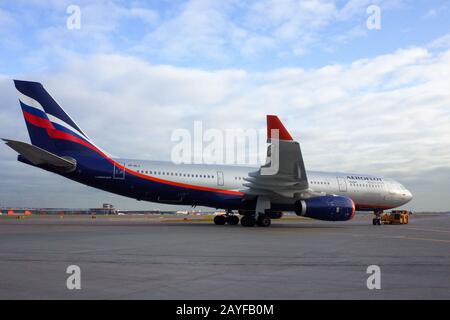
[0,0,449,211]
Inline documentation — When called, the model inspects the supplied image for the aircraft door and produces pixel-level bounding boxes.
[113,163,125,180]
[217,171,224,186]
[337,177,347,192]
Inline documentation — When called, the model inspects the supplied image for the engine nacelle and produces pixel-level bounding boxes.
[294,195,355,221]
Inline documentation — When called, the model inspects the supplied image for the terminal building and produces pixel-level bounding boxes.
[89,203,118,215]
[0,203,118,215]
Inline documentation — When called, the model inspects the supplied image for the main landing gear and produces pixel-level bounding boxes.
[240,196,272,227]
[372,210,383,226]
[213,211,272,227]
[240,214,271,227]
[213,210,239,226]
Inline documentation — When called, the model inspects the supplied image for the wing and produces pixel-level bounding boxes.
[242,116,320,200]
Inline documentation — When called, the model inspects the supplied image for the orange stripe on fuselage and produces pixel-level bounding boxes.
[127,169,243,196]
[24,111,243,196]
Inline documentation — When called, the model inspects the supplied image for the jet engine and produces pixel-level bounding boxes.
[294,195,355,221]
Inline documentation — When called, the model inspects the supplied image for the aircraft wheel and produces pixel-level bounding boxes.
[214,215,226,225]
[372,218,377,226]
[256,215,271,227]
[241,215,256,227]
[226,215,239,225]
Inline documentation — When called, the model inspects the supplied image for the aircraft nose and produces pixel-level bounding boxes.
[404,189,413,203]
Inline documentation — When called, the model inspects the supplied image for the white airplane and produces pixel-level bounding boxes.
[4,80,412,227]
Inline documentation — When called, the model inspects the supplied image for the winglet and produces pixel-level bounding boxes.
[267,115,293,141]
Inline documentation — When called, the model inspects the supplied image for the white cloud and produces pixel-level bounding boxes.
[1,0,409,67]
[422,1,450,19]
[135,0,239,62]
[429,33,450,49]
[423,8,437,19]
[245,0,336,38]
[132,0,407,61]
[1,0,159,65]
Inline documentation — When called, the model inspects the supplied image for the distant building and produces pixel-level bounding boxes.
[89,203,118,215]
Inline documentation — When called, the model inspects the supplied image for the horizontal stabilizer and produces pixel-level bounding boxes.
[2,139,76,172]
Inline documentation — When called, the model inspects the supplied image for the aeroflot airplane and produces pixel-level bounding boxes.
[4,80,412,227]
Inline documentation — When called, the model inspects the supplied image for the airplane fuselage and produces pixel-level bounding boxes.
[26,154,412,213]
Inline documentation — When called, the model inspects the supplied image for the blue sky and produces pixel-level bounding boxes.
[1,0,449,72]
[0,0,450,211]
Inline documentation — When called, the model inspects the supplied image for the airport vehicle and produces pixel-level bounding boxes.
[377,210,410,225]
[3,80,413,227]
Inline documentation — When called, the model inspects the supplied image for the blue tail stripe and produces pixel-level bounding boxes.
[23,120,58,154]
[20,96,89,144]
[19,101,48,119]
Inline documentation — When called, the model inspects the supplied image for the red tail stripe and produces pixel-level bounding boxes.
[46,128,100,154]
[267,115,293,141]
[23,111,54,130]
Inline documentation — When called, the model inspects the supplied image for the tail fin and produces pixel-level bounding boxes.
[14,80,104,157]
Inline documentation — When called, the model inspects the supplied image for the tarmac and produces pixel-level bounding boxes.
[0,213,449,299]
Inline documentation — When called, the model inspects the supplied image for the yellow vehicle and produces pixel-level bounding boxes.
[380,210,410,225]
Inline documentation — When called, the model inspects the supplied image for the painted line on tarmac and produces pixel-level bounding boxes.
[388,235,450,244]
